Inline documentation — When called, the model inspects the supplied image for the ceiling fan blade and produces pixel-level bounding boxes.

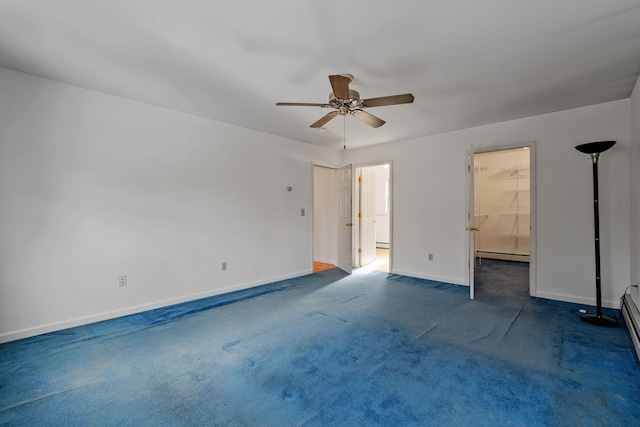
[329,75,351,99]
[276,102,331,107]
[310,111,339,128]
[352,110,385,128]
[361,93,414,108]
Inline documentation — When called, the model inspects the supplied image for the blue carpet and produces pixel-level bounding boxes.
[1,266,639,426]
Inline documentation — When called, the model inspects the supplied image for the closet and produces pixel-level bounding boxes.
[474,148,530,262]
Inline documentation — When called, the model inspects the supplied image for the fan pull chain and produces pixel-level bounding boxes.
[343,116,346,150]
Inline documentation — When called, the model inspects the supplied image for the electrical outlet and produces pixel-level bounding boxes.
[222,262,227,271]
[428,253,433,261]
[119,275,127,287]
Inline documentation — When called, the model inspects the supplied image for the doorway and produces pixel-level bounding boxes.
[467,146,535,299]
[313,163,355,274]
[313,165,338,272]
[354,162,392,273]
[313,162,392,274]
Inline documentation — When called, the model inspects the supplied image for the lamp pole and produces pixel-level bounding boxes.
[575,140,618,327]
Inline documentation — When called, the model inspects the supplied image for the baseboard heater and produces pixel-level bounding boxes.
[621,293,640,361]
[475,251,530,262]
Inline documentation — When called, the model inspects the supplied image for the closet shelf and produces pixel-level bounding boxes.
[488,165,530,181]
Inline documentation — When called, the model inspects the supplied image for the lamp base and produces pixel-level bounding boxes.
[581,314,619,327]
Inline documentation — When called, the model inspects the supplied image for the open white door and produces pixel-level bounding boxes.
[466,151,477,299]
[359,168,376,267]
[337,164,353,274]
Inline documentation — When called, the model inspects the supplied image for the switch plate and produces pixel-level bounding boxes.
[428,253,433,261]
[222,262,227,271]
[301,208,305,216]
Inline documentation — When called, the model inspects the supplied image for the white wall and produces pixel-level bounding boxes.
[0,67,340,342]
[313,166,337,264]
[344,100,631,308]
[630,75,640,308]
[1,65,636,343]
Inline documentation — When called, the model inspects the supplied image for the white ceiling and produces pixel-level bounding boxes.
[1,1,639,150]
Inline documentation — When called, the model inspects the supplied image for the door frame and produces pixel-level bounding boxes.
[466,150,476,299]
[353,160,393,272]
[466,142,537,299]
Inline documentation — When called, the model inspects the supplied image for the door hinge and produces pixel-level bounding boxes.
[468,164,471,172]
[358,176,362,183]
[358,248,362,254]
[358,212,362,218]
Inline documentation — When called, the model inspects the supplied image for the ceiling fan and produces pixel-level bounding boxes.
[276,74,414,129]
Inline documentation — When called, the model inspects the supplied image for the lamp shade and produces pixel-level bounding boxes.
[575,140,616,154]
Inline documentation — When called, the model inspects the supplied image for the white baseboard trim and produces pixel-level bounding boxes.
[0,270,311,344]
[535,290,620,309]
[390,269,466,286]
[386,273,621,308]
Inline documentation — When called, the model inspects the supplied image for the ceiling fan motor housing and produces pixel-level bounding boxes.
[329,89,363,114]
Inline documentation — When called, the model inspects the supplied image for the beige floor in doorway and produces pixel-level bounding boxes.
[313,261,335,273]
[358,248,389,272]
[313,248,389,273]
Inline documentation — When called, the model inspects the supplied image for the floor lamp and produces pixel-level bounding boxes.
[575,140,619,327]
